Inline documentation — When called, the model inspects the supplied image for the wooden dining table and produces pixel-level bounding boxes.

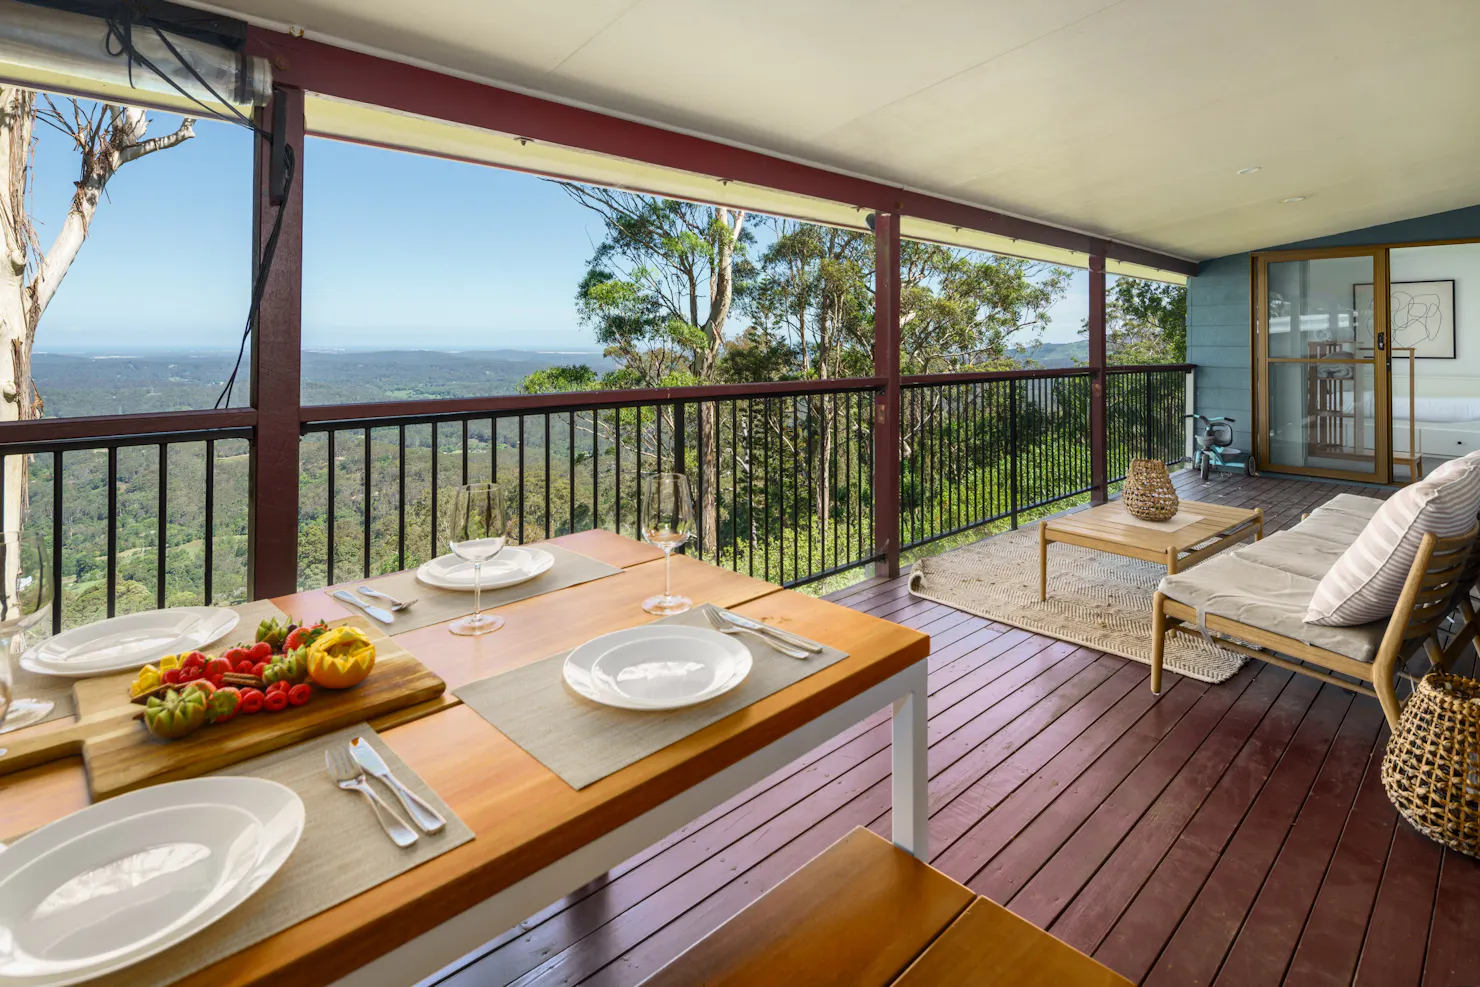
[0,530,930,987]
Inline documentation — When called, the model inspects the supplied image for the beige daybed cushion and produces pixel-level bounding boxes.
[1308,493,1386,522]
[1306,455,1480,626]
[1158,531,1387,662]
[1294,508,1376,547]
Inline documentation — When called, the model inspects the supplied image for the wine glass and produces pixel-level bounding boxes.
[447,482,510,637]
[640,473,695,616]
[0,530,55,734]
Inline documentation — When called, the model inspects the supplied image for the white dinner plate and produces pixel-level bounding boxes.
[19,607,238,679]
[564,626,751,711]
[416,546,554,592]
[0,777,304,987]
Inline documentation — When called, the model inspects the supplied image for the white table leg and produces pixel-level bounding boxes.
[891,659,929,859]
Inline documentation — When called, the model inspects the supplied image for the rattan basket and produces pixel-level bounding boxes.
[1382,671,1480,857]
[1122,459,1180,521]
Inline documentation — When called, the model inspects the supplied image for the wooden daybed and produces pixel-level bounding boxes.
[1151,494,1480,727]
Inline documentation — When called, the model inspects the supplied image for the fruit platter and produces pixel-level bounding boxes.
[0,612,445,799]
[127,617,378,742]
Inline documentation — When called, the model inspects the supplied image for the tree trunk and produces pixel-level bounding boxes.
[0,86,34,532]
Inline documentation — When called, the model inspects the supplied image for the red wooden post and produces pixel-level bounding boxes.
[1088,251,1108,504]
[249,88,305,599]
[873,213,902,578]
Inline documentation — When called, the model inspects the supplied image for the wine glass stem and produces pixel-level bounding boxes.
[473,561,482,621]
[664,548,673,600]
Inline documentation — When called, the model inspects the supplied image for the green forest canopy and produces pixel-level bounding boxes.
[519,186,1186,397]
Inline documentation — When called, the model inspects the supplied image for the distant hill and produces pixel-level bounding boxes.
[31,349,616,418]
[1021,340,1088,367]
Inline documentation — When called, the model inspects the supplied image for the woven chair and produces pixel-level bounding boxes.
[1153,524,1480,728]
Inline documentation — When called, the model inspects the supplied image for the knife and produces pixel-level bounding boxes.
[332,589,394,624]
[715,608,823,653]
[350,737,447,834]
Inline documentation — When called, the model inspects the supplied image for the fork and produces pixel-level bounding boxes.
[703,606,809,659]
[324,747,419,847]
[357,585,417,611]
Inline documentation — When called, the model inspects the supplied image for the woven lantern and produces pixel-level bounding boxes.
[1122,459,1179,521]
[1382,672,1480,858]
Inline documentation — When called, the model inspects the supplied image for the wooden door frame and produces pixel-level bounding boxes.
[1253,245,1391,483]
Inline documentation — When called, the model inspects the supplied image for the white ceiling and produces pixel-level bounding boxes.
[193,0,1480,262]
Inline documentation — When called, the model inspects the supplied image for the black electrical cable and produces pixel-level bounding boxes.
[98,1,292,409]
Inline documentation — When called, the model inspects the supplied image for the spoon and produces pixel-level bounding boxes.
[357,585,417,611]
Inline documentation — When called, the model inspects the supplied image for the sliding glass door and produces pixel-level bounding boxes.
[1256,248,1391,481]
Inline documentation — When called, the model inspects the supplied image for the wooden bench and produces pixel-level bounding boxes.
[639,827,1130,987]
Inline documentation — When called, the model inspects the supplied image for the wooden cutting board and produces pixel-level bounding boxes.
[0,615,445,799]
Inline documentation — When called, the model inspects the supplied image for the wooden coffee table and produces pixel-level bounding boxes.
[1038,500,1263,600]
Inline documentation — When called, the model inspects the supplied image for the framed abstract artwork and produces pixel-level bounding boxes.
[1353,279,1457,359]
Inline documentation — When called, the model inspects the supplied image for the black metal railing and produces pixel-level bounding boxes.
[900,369,1094,550]
[0,425,253,633]
[0,366,1189,624]
[1106,366,1192,483]
[899,365,1192,551]
[301,380,882,591]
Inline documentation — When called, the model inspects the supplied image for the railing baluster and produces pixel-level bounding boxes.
[363,427,373,579]
[1008,378,1020,529]
[328,429,337,587]
[517,414,526,544]
[204,438,215,605]
[614,408,622,537]
[52,451,63,634]
[746,398,755,578]
[106,446,117,618]
[568,410,576,537]
[157,443,168,610]
[430,423,439,560]
[544,412,552,540]
[591,410,599,532]
[397,424,406,571]
[731,399,739,573]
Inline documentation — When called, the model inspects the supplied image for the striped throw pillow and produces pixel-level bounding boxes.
[1305,455,1480,626]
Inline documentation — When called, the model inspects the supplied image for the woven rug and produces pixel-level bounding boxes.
[907,523,1244,684]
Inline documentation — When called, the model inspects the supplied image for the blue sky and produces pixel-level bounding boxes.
[29,107,1088,354]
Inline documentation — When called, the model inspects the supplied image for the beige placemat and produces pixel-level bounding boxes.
[326,543,622,633]
[6,600,290,730]
[455,605,850,790]
[1107,507,1205,532]
[83,723,473,987]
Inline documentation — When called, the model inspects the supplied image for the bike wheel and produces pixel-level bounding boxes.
[1201,457,1212,482]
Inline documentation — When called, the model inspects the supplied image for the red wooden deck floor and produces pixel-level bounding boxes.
[440,470,1480,987]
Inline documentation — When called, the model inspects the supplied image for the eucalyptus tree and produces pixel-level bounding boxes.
[1102,277,1187,364]
[550,183,753,546]
[0,88,194,526]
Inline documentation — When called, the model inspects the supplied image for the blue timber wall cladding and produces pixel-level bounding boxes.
[1185,204,1480,455]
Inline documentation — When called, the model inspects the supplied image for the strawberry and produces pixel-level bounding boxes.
[248,641,274,662]
[284,620,328,652]
[222,646,251,665]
